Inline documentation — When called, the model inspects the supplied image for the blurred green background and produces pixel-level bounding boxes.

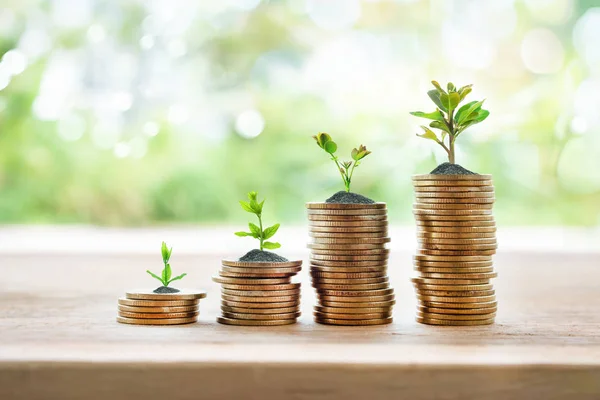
[0,0,599,226]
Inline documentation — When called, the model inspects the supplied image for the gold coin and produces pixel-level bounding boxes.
[416,316,495,326]
[417,237,497,245]
[417,232,496,239]
[220,283,300,291]
[309,220,388,227]
[417,294,496,303]
[310,271,386,279]
[414,266,494,274]
[308,214,387,221]
[221,300,299,309]
[311,259,387,267]
[310,265,387,273]
[315,317,393,326]
[315,306,392,314]
[212,276,291,285]
[417,312,498,322]
[418,300,497,309]
[221,289,300,297]
[415,289,495,297]
[311,237,391,245]
[316,288,394,297]
[414,260,493,268]
[314,312,391,320]
[220,266,301,275]
[414,214,496,222]
[312,277,388,284]
[311,248,389,256]
[217,317,296,326]
[418,306,497,315]
[413,208,493,216]
[306,202,387,209]
[320,300,396,308]
[221,260,302,268]
[117,316,197,325]
[312,282,389,291]
[416,220,496,227]
[311,254,389,262]
[412,174,492,181]
[221,294,299,303]
[319,294,395,303]
[221,312,301,320]
[221,305,300,314]
[412,180,493,187]
[414,254,492,262]
[118,311,199,319]
[414,185,494,193]
[308,243,387,250]
[414,203,494,210]
[413,283,493,291]
[418,244,498,251]
[125,289,207,301]
[118,305,199,313]
[412,277,491,285]
[416,198,495,205]
[417,271,497,279]
[310,231,389,238]
[218,270,295,278]
[307,209,388,216]
[415,191,495,199]
[310,226,388,233]
[118,298,198,307]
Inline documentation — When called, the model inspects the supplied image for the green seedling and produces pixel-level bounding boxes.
[235,191,281,251]
[313,132,371,192]
[411,81,490,164]
[146,241,187,287]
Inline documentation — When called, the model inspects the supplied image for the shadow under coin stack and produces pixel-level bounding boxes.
[412,174,498,326]
[117,289,206,325]
[214,259,302,326]
[307,202,394,326]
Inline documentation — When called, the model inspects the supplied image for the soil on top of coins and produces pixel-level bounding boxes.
[430,162,477,175]
[153,286,180,294]
[239,249,289,262]
[325,191,375,204]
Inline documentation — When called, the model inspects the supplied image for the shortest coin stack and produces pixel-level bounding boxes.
[213,259,302,326]
[117,289,207,325]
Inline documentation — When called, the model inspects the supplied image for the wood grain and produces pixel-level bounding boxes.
[1,250,599,399]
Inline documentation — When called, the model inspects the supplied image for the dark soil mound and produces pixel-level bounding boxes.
[239,249,288,263]
[430,162,477,175]
[153,286,180,294]
[325,191,375,204]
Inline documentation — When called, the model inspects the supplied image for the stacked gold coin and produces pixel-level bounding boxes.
[213,259,302,326]
[117,289,207,325]
[307,202,394,326]
[412,174,498,326]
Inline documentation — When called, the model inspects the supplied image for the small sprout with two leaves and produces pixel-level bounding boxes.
[146,241,187,287]
[235,191,281,251]
[411,81,490,164]
[313,132,371,193]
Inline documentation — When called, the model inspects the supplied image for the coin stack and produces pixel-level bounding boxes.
[307,202,394,326]
[117,289,207,325]
[213,259,302,326]
[412,174,498,326]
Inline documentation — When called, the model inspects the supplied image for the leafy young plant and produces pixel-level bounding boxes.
[411,81,490,164]
[146,241,187,287]
[234,191,281,251]
[313,133,371,192]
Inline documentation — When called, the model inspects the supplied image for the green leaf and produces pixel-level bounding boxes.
[239,200,255,214]
[458,85,472,100]
[262,241,281,250]
[409,110,444,122]
[256,199,265,215]
[456,100,484,125]
[249,223,261,238]
[313,132,332,148]
[448,92,460,113]
[165,263,172,281]
[262,223,280,240]
[249,199,261,214]
[324,141,337,154]
[472,109,490,122]
[235,231,251,237]
[147,270,163,284]
[440,93,449,110]
[247,191,258,201]
[161,242,169,262]
[447,82,455,92]
[416,126,440,142]
[431,80,446,94]
[428,90,447,112]
[167,273,187,284]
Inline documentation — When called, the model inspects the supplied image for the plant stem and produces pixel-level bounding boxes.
[257,214,264,251]
[346,161,358,193]
[332,157,348,192]
[447,107,456,164]
[449,138,455,164]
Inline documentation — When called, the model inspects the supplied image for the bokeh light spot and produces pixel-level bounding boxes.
[235,109,265,139]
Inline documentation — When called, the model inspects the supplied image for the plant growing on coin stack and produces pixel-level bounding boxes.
[213,191,303,327]
[307,134,395,326]
[409,81,499,327]
[146,241,187,293]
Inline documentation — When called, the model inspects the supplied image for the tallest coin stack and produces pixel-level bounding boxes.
[307,202,395,326]
[411,174,498,326]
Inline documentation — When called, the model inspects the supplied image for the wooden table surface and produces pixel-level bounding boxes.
[1,244,600,399]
